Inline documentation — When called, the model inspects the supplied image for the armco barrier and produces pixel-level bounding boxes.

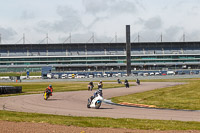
[0,86,22,94]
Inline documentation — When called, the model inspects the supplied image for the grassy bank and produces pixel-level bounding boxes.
[0,81,124,96]
[0,110,199,130]
[112,79,200,110]
[0,72,41,76]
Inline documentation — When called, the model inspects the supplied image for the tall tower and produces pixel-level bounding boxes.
[126,25,131,76]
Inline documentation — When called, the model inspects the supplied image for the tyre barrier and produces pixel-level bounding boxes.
[0,86,22,95]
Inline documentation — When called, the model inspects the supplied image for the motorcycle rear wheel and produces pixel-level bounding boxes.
[87,99,91,108]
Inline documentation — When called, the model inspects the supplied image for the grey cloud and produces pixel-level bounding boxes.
[53,6,84,32]
[184,31,200,42]
[21,10,35,20]
[134,17,145,25]
[109,0,137,14]
[144,16,162,30]
[130,16,163,42]
[164,26,184,41]
[188,6,200,16]
[35,6,84,33]
[83,0,138,16]
[132,25,184,42]
[35,21,51,33]
[83,0,111,15]
[83,0,140,31]
[0,26,17,40]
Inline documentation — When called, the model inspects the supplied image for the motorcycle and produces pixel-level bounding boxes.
[44,89,52,100]
[88,84,93,91]
[87,94,103,109]
[124,82,129,88]
[136,80,140,85]
[117,79,122,84]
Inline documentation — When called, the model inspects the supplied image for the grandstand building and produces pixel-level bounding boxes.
[0,42,200,73]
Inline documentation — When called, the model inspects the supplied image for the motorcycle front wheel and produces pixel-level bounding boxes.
[95,100,101,109]
[44,92,49,100]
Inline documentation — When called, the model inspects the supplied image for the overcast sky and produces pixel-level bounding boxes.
[0,0,200,44]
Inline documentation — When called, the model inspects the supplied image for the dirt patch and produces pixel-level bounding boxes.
[0,121,199,133]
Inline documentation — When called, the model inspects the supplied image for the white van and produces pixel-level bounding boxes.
[155,72,160,75]
[88,75,93,78]
[53,74,59,79]
[97,73,102,77]
[76,75,85,78]
[149,72,154,76]
[103,73,108,77]
[68,74,72,79]
[47,73,52,79]
[167,71,175,75]
[61,74,67,79]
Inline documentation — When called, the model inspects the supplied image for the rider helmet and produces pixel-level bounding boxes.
[98,88,102,94]
[49,85,52,87]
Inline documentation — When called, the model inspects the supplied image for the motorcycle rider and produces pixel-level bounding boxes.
[91,88,103,101]
[88,81,94,91]
[124,79,129,88]
[117,78,122,84]
[136,78,140,85]
[91,88,103,100]
[98,80,103,89]
[88,88,103,108]
[94,88,103,97]
[47,85,53,96]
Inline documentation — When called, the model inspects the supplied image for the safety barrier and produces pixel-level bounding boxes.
[0,86,22,95]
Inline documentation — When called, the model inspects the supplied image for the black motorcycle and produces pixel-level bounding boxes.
[136,79,140,85]
[117,79,122,84]
[124,82,129,88]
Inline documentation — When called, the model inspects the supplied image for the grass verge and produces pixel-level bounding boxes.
[112,79,200,110]
[0,110,200,130]
[0,72,41,76]
[0,81,125,97]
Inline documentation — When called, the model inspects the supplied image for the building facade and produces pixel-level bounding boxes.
[0,42,200,72]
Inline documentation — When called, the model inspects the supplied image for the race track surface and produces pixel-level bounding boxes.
[0,82,199,122]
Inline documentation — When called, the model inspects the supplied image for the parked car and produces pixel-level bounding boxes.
[61,74,67,79]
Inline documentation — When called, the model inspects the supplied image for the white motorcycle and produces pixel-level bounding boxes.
[87,94,104,109]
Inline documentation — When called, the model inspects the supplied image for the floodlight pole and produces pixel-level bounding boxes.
[126,25,131,76]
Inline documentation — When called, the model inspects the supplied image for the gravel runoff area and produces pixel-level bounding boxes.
[0,81,200,132]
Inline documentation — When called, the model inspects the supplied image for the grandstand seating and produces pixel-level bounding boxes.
[1,42,200,73]
[9,49,27,56]
[67,49,85,56]
[1,43,200,58]
[0,50,8,56]
[106,48,125,55]
[1,48,200,57]
[131,48,144,55]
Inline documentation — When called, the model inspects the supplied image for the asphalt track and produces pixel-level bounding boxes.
[0,82,200,122]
